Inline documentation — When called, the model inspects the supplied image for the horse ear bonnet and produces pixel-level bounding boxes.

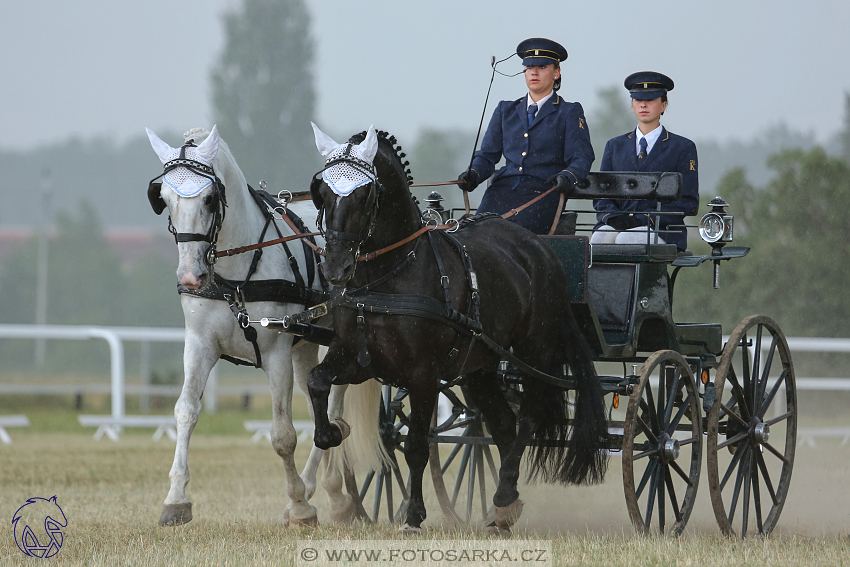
[148,181,167,215]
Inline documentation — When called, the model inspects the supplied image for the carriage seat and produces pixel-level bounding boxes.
[590,243,679,263]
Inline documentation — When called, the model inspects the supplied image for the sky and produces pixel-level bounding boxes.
[1,0,848,151]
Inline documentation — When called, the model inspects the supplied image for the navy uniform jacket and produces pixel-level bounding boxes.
[594,127,699,250]
[469,95,594,233]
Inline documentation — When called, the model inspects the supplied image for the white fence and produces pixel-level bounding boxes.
[0,324,270,420]
[1,324,849,424]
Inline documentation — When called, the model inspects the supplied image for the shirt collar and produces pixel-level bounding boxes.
[635,124,663,154]
[527,91,554,114]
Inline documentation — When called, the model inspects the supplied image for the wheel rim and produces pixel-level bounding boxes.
[344,385,410,523]
[707,315,797,538]
[622,350,703,536]
[429,386,501,526]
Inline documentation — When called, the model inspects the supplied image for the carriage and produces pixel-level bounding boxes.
[277,168,796,538]
[145,124,795,537]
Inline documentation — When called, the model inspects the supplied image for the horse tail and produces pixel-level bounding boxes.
[558,310,609,485]
[339,380,391,473]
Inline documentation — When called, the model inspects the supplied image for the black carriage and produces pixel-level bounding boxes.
[339,173,796,538]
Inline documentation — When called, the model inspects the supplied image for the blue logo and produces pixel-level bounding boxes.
[12,496,67,558]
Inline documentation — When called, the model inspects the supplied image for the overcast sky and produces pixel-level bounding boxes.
[1,0,848,151]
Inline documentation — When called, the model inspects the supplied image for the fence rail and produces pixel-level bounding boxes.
[1,324,849,426]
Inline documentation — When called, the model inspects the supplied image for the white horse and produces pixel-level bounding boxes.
[145,125,384,526]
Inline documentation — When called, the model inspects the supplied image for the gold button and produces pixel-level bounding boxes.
[522,152,526,156]
[519,167,523,171]
[524,133,528,137]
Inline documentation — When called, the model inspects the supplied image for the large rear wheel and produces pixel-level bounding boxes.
[706,315,796,537]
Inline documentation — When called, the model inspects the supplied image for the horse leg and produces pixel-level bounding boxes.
[160,337,215,526]
[464,369,526,536]
[291,341,324,502]
[307,339,356,450]
[320,384,358,523]
[400,383,440,533]
[266,342,318,527]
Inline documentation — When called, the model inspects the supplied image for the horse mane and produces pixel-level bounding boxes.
[348,129,414,187]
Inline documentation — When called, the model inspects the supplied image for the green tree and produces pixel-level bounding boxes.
[588,86,634,170]
[210,0,319,193]
[409,128,475,210]
[674,147,850,337]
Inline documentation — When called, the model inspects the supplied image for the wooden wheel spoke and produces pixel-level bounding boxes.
[757,335,779,406]
[755,451,779,506]
[763,441,790,464]
[726,366,753,419]
[669,459,694,487]
[678,436,699,447]
[644,464,660,531]
[636,413,659,445]
[721,403,750,429]
[765,412,792,427]
[644,384,661,435]
[635,458,659,499]
[727,446,750,526]
[450,444,472,505]
[389,455,410,502]
[758,370,788,419]
[741,330,754,408]
[483,444,499,485]
[466,445,478,522]
[440,442,464,474]
[633,447,661,461]
[668,393,693,434]
[750,453,764,534]
[657,463,666,533]
[476,445,487,519]
[662,369,682,429]
[718,431,749,451]
[359,470,375,501]
[741,454,752,537]
[372,470,385,521]
[664,465,683,522]
[720,442,747,491]
[751,326,763,403]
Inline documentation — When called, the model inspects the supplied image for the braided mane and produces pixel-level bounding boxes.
[348,129,414,186]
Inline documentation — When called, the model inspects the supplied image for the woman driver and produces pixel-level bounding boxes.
[591,72,698,252]
[456,37,594,234]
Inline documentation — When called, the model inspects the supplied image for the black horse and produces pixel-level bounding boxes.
[306,124,608,533]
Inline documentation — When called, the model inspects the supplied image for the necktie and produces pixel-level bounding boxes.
[638,136,648,159]
[527,104,538,127]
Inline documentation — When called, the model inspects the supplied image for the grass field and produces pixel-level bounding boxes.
[1,401,849,566]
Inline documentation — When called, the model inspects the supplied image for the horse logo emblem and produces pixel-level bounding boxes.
[12,496,67,558]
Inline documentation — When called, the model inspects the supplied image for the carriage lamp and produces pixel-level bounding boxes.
[699,197,735,289]
[423,191,450,224]
[699,197,734,250]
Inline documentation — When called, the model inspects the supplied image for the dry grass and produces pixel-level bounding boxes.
[0,427,848,566]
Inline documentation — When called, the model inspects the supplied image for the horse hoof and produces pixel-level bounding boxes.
[283,506,319,528]
[329,494,356,524]
[484,523,512,539]
[397,523,423,537]
[159,503,192,526]
[494,499,524,530]
[331,418,351,441]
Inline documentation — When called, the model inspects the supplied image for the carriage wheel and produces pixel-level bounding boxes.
[343,385,410,524]
[622,350,703,536]
[706,315,796,538]
[429,386,504,526]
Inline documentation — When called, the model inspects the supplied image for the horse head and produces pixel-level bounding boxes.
[310,123,416,286]
[146,126,226,290]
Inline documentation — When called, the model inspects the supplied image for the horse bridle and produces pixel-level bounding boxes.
[310,144,383,257]
[147,140,228,268]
